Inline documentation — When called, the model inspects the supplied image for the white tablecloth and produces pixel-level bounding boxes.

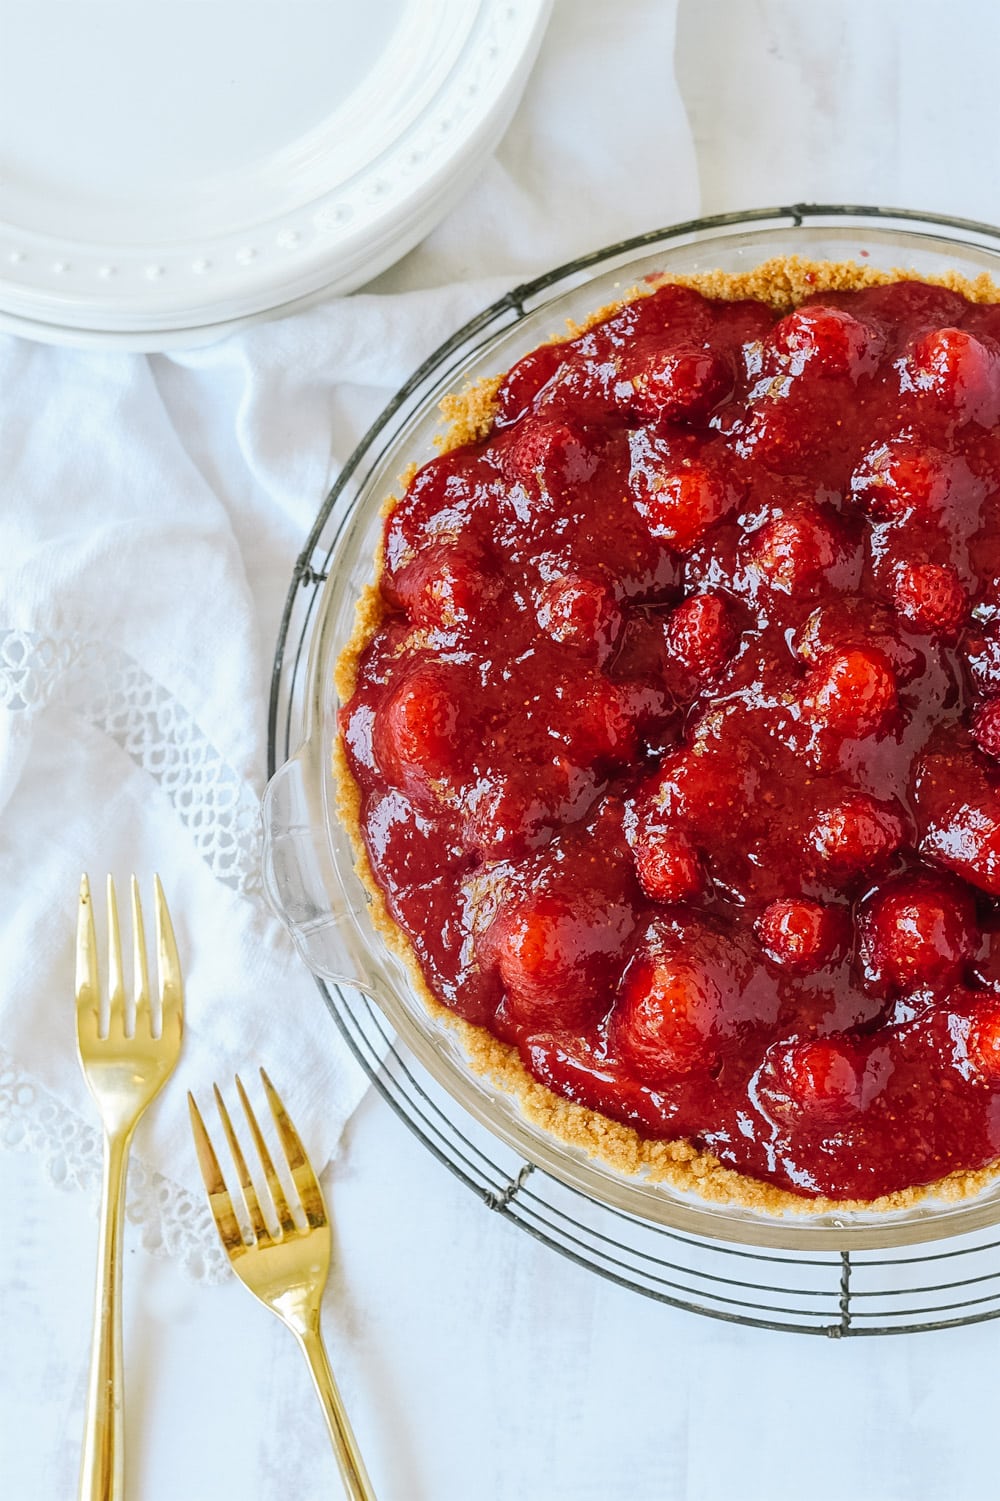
[7,4,1000,1498]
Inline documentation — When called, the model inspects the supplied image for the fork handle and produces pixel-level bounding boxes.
[79,1127,132,1501]
[296,1325,377,1501]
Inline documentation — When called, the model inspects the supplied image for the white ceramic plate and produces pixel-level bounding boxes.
[0,0,550,346]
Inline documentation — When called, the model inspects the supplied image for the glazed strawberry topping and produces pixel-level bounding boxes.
[341,277,1000,1200]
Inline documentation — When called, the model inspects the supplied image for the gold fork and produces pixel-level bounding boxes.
[75,874,183,1501]
[189,1070,375,1501]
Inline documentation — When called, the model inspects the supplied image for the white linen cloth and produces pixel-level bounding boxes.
[0,0,693,1269]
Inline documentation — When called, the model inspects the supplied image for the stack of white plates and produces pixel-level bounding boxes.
[0,0,550,350]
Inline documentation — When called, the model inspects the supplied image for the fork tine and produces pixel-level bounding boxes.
[75,875,100,1043]
[154,874,183,1037]
[236,1074,297,1235]
[260,1069,327,1228]
[213,1084,268,1243]
[188,1094,245,1254]
[106,875,125,1037]
[130,875,151,1036]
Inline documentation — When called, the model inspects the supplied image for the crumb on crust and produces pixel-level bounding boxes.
[438,378,504,452]
[333,256,1000,1216]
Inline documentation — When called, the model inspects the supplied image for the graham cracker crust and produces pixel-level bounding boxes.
[333,257,1000,1216]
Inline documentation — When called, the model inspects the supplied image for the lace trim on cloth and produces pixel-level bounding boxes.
[0,627,272,1281]
[0,1044,229,1281]
[0,629,262,896]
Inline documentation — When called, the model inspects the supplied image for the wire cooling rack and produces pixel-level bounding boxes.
[268,205,1000,1336]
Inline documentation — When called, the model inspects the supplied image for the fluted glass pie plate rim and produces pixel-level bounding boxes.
[266,204,1000,1251]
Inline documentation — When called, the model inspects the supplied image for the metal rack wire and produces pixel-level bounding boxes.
[268,206,1000,1335]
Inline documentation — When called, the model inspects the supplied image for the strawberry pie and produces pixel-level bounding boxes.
[336,258,1000,1210]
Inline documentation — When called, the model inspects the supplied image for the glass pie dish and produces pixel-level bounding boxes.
[264,204,1000,1252]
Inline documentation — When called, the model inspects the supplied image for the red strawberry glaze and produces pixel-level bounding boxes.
[340,277,1000,1202]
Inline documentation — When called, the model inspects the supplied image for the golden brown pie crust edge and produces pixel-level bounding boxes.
[333,255,1000,1216]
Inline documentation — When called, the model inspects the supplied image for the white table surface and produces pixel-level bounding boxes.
[9,5,1000,1499]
